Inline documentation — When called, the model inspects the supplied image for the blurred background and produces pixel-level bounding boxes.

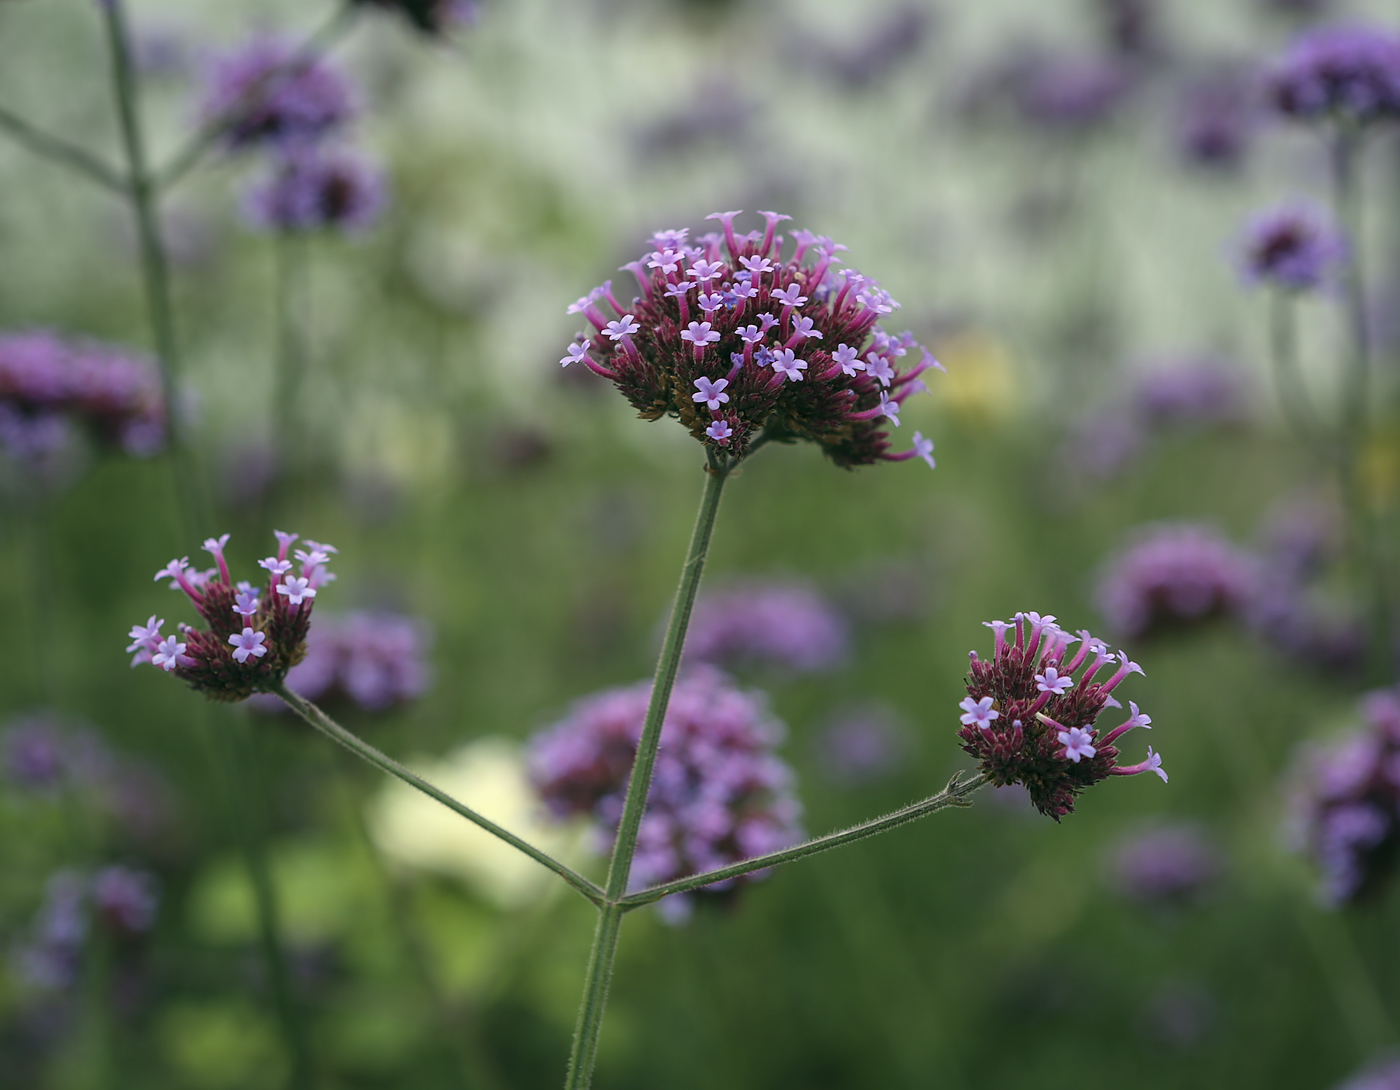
[2,0,1400,1087]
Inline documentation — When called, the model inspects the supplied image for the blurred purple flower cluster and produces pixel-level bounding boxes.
[1265,23,1400,127]
[1096,523,1259,639]
[0,330,164,466]
[1105,823,1223,905]
[1172,69,1257,172]
[684,579,849,674]
[1289,689,1400,905]
[199,35,385,234]
[814,703,909,785]
[12,867,159,992]
[1237,202,1346,293]
[528,666,803,921]
[253,610,433,712]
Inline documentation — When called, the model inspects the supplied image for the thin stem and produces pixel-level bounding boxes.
[0,104,127,192]
[98,0,205,538]
[1267,290,1324,453]
[270,679,605,905]
[620,773,986,909]
[225,720,316,1090]
[273,233,308,470]
[563,459,733,1090]
[1330,126,1395,682]
[154,5,358,192]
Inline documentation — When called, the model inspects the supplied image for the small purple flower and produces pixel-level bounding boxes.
[691,377,730,410]
[91,866,159,936]
[771,284,808,307]
[1238,202,1346,293]
[1107,824,1223,904]
[770,348,807,382]
[684,579,849,674]
[198,35,358,152]
[528,666,803,918]
[243,147,387,234]
[960,612,1163,818]
[130,530,333,701]
[1264,23,1400,126]
[604,315,641,341]
[1095,523,1259,638]
[560,342,590,368]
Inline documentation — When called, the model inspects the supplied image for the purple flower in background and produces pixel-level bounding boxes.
[1095,523,1259,638]
[684,579,849,674]
[252,610,432,712]
[816,703,910,785]
[1238,203,1346,293]
[1334,1057,1400,1090]
[960,612,1164,819]
[561,211,936,466]
[2,716,68,789]
[1016,52,1136,131]
[199,35,357,152]
[1289,689,1400,905]
[0,331,165,462]
[91,867,159,937]
[1173,70,1257,171]
[529,667,803,921]
[1264,23,1400,126]
[130,531,335,701]
[1131,359,1250,429]
[243,147,387,234]
[1106,824,1223,904]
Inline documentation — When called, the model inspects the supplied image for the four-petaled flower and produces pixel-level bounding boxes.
[692,377,730,410]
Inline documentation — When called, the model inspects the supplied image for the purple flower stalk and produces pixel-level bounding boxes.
[684,579,850,674]
[198,35,357,152]
[1237,202,1346,293]
[1289,689,1400,905]
[0,331,165,460]
[560,211,941,467]
[242,147,387,234]
[1106,824,1223,904]
[127,531,336,701]
[1263,23,1400,127]
[960,612,1164,819]
[1095,523,1260,638]
[528,667,803,919]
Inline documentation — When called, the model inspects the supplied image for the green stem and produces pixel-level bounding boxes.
[1330,127,1394,683]
[1266,290,1323,453]
[225,720,316,1090]
[154,5,359,193]
[563,457,732,1090]
[620,773,985,909]
[0,104,127,192]
[273,233,308,471]
[98,0,205,539]
[270,679,604,905]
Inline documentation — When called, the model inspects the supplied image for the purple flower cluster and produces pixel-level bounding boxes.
[684,580,849,674]
[1095,523,1259,639]
[561,211,939,468]
[13,867,159,992]
[254,610,432,712]
[959,612,1165,819]
[243,147,386,234]
[1264,23,1400,126]
[0,330,164,463]
[1105,824,1223,904]
[354,0,480,35]
[199,35,357,152]
[1237,202,1346,293]
[1132,359,1250,429]
[127,531,335,702]
[1173,72,1257,171]
[815,703,909,785]
[1289,689,1400,905]
[1335,1058,1400,1090]
[1016,53,1136,131]
[528,667,803,917]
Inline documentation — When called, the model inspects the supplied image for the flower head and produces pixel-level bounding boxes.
[127,530,334,701]
[1237,202,1346,293]
[242,146,387,234]
[684,580,849,674]
[528,666,803,920]
[1106,823,1223,905]
[959,612,1163,818]
[560,211,937,467]
[198,35,357,152]
[1264,23,1400,127]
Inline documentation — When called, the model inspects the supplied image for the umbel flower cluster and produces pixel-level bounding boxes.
[561,211,940,468]
[959,612,1165,819]
[0,330,164,463]
[1289,689,1400,906]
[529,667,803,920]
[126,531,335,702]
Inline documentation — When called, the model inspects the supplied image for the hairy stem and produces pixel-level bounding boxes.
[620,773,986,908]
[98,0,205,538]
[0,104,126,192]
[564,458,732,1090]
[270,679,604,904]
[155,5,358,192]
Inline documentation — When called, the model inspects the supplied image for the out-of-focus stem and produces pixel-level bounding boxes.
[0,104,127,192]
[98,0,205,539]
[1267,290,1323,452]
[273,234,308,470]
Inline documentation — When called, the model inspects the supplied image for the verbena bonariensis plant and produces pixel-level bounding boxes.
[126,212,1169,1088]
